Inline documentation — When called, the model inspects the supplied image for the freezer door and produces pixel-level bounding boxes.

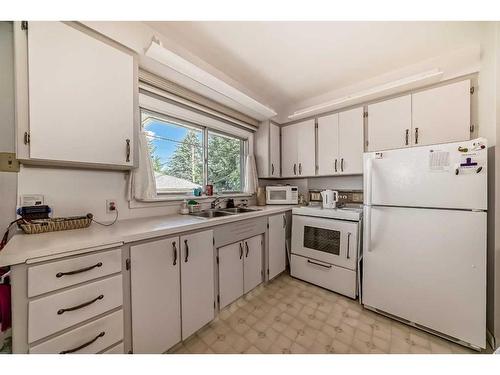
[362,206,486,348]
[364,138,487,210]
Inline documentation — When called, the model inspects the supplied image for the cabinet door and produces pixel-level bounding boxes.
[367,95,412,151]
[180,230,215,339]
[317,113,339,175]
[412,80,471,147]
[281,124,298,177]
[338,107,364,174]
[27,22,135,167]
[218,242,243,309]
[130,237,180,353]
[269,123,281,177]
[296,119,316,176]
[243,235,263,294]
[268,214,286,280]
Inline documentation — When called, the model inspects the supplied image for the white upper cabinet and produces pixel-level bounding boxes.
[411,79,471,147]
[269,123,281,177]
[255,120,280,177]
[296,120,316,176]
[367,95,412,152]
[317,107,363,175]
[281,119,315,177]
[317,113,339,175]
[338,107,364,174]
[367,79,471,152]
[17,21,136,168]
[281,123,299,177]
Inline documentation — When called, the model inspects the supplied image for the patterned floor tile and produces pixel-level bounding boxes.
[170,273,487,355]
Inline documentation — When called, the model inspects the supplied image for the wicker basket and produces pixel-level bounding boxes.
[19,215,93,235]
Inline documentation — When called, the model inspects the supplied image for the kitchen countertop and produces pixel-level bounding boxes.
[0,205,295,267]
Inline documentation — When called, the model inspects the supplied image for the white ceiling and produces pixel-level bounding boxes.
[146,21,487,119]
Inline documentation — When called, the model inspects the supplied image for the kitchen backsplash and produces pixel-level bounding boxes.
[259,175,363,195]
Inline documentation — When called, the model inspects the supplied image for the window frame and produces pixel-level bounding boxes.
[141,107,247,197]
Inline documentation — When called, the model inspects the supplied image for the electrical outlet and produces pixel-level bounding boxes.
[106,199,117,214]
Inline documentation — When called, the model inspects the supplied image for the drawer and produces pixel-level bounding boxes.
[30,310,123,354]
[28,248,122,297]
[214,217,267,248]
[290,254,356,298]
[102,341,124,354]
[29,275,123,343]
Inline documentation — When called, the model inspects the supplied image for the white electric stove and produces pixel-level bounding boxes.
[290,205,363,299]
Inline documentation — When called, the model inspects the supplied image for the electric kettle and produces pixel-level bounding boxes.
[321,189,339,209]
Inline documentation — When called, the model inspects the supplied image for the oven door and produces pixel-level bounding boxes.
[291,215,358,270]
[266,188,290,204]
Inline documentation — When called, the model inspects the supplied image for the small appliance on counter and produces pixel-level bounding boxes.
[256,187,267,206]
[266,185,298,204]
[321,190,339,209]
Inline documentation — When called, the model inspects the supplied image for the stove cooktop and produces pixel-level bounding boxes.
[292,205,363,221]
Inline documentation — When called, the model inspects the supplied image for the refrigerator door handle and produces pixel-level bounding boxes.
[365,157,373,205]
[364,206,372,253]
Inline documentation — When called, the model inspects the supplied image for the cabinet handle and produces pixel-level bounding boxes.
[346,232,351,259]
[271,163,274,175]
[56,262,102,278]
[125,139,131,162]
[405,129,409,146]
[172,241,177,266]
[245,242,249,258]
[341,158,344,172]
[283,214,286,228]
[184,240,189,262]
[293,163,297,175]
[415,128,419,144]
[334,159,338,172]
[307,259,332,269]
[299,163,302,175]
[60,331,105,354]
[57,294,104,315]
[239,243,243,259]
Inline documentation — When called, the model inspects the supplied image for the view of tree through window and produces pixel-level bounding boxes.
[208,131,243,192]
[142,111,244,194]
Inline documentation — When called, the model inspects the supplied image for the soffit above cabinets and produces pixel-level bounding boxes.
[145,21,486,121]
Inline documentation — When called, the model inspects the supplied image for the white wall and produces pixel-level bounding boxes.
[0,22,17,232]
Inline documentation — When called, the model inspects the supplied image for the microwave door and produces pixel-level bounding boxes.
[267,189,288,204]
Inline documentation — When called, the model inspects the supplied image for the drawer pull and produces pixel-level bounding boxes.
[57,294,104,315]
[60,331,105,354]
[56,262,103,278]
[307,259,332,269]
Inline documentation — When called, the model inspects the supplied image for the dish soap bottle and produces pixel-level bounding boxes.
[179,199,189,215]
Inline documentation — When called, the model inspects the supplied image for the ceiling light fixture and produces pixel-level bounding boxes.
[145,39,277,119]
[288,68,443,120]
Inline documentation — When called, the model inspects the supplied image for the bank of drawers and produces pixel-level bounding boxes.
[27,248,124,354]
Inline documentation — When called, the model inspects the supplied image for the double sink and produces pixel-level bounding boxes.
[190,207,260,219]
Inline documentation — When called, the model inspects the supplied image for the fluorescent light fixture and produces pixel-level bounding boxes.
[288,68,443,119]
[145,40,277,119]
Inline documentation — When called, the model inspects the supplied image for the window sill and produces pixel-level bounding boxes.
[129,193,254,209]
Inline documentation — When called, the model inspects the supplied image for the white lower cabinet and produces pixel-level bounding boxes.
[243,235,264,294]
[130,236,181,354]
[218,234,263,309]
[218,242,244,309]
[180,230,215,339]
[268,213,286,280]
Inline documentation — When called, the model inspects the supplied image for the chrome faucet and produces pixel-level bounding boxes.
[211,196,227,209]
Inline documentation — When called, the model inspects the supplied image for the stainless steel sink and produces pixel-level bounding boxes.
[219,207,260,214]
[189,210,234,218]
[189,207,260,219]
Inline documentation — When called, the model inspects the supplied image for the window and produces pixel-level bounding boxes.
[141,110,245,195]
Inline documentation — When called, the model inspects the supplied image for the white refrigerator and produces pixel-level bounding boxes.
[362,138,487,349]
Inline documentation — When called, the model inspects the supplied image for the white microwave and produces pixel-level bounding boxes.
[266,186,299,204]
